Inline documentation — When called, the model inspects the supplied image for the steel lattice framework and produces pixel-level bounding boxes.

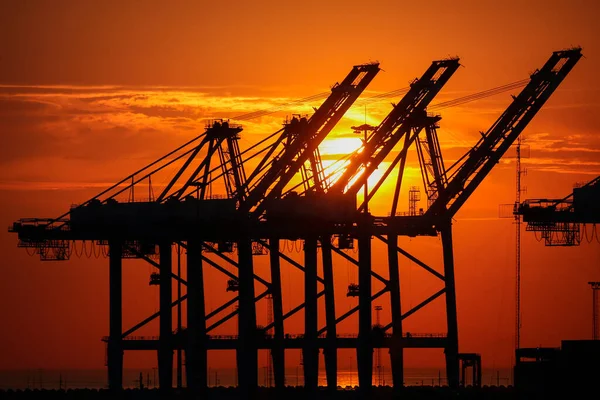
[10,48,582,397]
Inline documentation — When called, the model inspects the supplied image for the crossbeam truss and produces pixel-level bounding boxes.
[9,48,583,395]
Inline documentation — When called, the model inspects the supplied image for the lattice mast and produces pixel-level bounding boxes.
[327,58,461,199]
[515,135,523,350]
[241,63,381,216]
[408,186,421,216]
[426,48,583,219]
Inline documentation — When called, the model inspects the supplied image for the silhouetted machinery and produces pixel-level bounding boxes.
[347,283,360,297]
[226,279,239,292]
[8,48,583,396]
[149,272,161,286]
[517,175,600,246]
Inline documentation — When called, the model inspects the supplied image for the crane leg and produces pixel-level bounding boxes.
[303,237,319,392]
[441,225,459,388]
[357,232,373,392]
[237,239,258,396]
[158,242,173,391]
[108,241,123,391]
[387,234,404,391]
[268,238,285,390]
[322,237,337,391]
[186,239,207,393]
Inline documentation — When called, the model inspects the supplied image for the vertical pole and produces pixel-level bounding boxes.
[176,245,182,389]
[268,238,285,390]
[374,305,382,386]
[364,126,369,214]
[391,133,411,217]
[357,230,372,391]
[441,224,459,388]
[387,233,403,391]
[515,135,522,351]
[108,241,123,390]
[321,236,337,390]
[303,237,318,392]
[159,242,173,391]
[186,239,207,392]
[237,239,258,396]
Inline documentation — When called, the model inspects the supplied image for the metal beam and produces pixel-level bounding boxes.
[207,290,269,332]
[375,235,445,281]
[331,245,389,285]
[107,241,123,391]
[126,245,187,285]
[262,291,326,332]
[387,233,404,390]
[257,239,325,284]
[158,242,173,391]
[317,288,388,336]
[269,238,285,390]
[122,295,187,338]
[383,288,446,331]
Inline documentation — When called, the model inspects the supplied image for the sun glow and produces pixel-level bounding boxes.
[319,137,363,156]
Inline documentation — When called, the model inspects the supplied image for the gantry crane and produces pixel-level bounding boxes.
[417,47,582,386]
[229,63,380,393]
[516,175,600,246]
[8,48,583,398]
[265,58,460,392]
[515,174,599,351]
[279,48,582,390]
[324,58,460,390]
[10,63,380,396]
[242,63,380,215]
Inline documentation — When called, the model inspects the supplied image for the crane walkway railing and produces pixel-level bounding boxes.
[102,332,446,342]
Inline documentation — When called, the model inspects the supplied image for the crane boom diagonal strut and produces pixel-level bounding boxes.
[427,48,583,218]
[328,58,461,196]
[241,63,381,215]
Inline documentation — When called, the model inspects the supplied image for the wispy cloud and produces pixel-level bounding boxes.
[0,85,597,191]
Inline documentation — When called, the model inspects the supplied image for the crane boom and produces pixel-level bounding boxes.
[241,63,380,215]
[328,58,461,196]
[427,48,583,218]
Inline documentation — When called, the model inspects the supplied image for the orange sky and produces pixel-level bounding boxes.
[0,0,599,376]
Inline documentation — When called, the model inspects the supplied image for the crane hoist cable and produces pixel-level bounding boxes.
[229,76,528,124]
[286,78,533,195]
[230,87,411,122]
[430,79,530,110]
[170,77,533,200]
[55,77,535,227]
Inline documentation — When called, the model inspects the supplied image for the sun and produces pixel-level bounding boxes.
[319,137,363,156]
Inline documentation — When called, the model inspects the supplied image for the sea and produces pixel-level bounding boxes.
[0,367,514,390]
